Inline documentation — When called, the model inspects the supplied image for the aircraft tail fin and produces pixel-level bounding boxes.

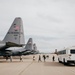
[3,17,25,46]
[25,38,33,50]
[33,43,37,51]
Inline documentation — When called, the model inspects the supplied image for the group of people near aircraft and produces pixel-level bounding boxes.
[0,17,39,61]
[37,55,55,62]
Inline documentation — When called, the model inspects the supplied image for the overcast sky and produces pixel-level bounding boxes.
[0,0,75,53]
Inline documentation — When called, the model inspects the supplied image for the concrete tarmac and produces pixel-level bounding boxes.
[0,54,75,75]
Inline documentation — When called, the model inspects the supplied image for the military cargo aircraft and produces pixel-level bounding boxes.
[0,17,39,61]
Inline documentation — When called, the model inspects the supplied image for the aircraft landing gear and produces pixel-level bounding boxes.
[10,56,12,62]
[6,56,8,61]
[20,56,23,62]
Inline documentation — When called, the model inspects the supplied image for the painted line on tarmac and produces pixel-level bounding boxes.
[19,61,33,75]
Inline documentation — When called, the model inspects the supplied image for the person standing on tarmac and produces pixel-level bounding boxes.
[38,55,41,62]
[33,56,35,61]
[43,55,46,62]
[52,56,55,62]
[20,56,23,62]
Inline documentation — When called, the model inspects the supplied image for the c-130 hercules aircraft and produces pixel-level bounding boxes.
[0,17,39,61]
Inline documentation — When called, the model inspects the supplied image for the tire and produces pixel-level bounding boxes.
[58,58,61,63]
[63,59,67,65]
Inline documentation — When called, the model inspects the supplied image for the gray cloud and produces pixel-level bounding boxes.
[37,13,62,23]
